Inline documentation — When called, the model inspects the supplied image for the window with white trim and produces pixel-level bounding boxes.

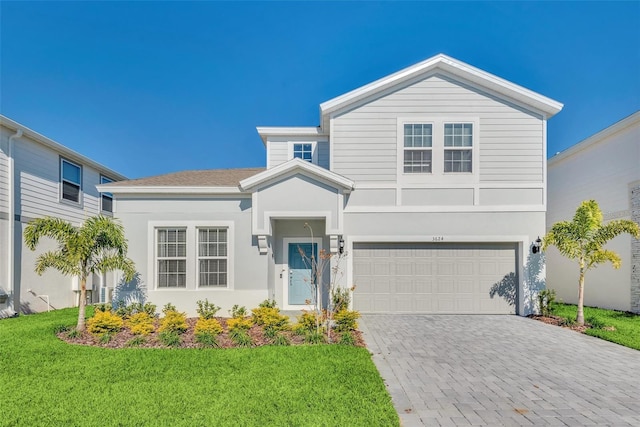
[444,123,473,173]
[403,124,432,173]
[61,158,82,203]
[293,143,313,162]
[100,176,114,213]
[198,228,228,287]
[157,228,187,288]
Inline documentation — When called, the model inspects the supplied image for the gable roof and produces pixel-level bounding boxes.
[99,167,264,194]
[239,158,354,192]
[319,54,563,128]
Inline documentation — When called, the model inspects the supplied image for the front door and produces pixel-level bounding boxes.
[288,243,317,305]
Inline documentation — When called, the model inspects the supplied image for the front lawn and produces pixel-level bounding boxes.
[0,308,398,426]
[551,303,640,350]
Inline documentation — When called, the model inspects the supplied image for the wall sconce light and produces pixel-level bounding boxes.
[531,237,542,254]
[339,237,345,254]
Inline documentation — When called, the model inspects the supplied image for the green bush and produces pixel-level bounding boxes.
[304,330,326,345]
[162,303,177,314]
[159,330,181,347]
[332,287,352,312]
[258,299,277,309]
[66,329,81,338]
[196,299,221,319]
[272,333,291,346]
[126,336,146,347]
[127,312,155,336]
[537,289,557,317]
[195,318,223,335]
[159,310,188,334]
[87,310,123,336]
[99,333,113,344]
[229,304,248,318]
[94,303,112,313]
[53,324,71,334]
[230,329,252,347]
[195,332,219,348]
[339,331,356,346]
[294,310,325,334]
[334,309,360,332]
[115,302,157,318]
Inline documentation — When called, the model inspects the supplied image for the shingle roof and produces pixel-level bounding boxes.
[105,168,265,187]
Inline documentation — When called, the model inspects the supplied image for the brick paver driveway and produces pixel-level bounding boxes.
[360,315,640,426]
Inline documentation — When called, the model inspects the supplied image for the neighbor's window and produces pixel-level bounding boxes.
[444,123,473,173]
[198,228,228,287]
[61,158,82,203]
[403,124,432,173]
[100,176,114,213]
[293,143,313,162]
[157,228,187,288]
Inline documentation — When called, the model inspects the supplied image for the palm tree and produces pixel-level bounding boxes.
[543,200,639,325]
[24,215,136,331]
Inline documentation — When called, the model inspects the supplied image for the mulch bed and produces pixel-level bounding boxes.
[529,315,589,333]
[59,317,366,349]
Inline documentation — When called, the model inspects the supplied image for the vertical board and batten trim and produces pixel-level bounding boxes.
[542,117,548,209]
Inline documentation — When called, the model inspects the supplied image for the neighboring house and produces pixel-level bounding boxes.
[0,115,126,317]
[100,54,563,316]
[547,111,640,313]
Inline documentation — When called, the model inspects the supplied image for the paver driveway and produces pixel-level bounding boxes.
[360,315,640,426]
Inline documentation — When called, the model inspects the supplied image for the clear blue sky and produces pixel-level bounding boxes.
[2,1,639,179]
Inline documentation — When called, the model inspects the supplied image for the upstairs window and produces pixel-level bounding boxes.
[61,158,82,203]
[157,228,187,288]
[403,124,432,173]
[444,123,473,173]
[100,176,114,213]
[293,143,313,162]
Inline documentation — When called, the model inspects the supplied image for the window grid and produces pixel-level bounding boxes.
[198,228,228,287]
[403,124,432,173]
[157,228,187,288]
[444,123,473,173]
[293,143,313,162]
[61,159,82,203]
[100,176,114,212]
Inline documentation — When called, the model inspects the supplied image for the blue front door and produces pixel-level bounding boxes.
[288,243,317,305]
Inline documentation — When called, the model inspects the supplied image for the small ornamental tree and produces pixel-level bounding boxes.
[543,200,639,325]
[24,215,136,331]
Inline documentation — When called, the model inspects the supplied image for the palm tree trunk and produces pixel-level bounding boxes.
[577,260,585,326]
[77,277,87,331]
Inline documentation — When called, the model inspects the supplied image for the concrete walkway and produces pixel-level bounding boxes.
[360,315,640,426]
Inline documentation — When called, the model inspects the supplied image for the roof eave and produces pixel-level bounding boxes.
[256,126,327,145]
[96,185,244,195]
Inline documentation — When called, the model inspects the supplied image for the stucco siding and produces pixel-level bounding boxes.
[331,74,543,184]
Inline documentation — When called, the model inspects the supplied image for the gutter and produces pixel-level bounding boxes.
[7,129,22,315]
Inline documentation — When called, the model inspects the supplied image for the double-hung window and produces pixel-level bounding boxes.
[444,123,473,173]
[403,124,432,173]
[198,228,228,287]
[61,158,82,203]
[157,228,187,288]
[293,143,313,162]
[100,176,114,213]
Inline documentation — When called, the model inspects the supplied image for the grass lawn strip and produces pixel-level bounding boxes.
[548,303,640,351]
[0,308,398,427]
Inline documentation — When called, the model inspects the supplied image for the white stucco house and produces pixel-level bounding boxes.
[0,115,126,317]
[100,54,563,317]
[547,111,640,313]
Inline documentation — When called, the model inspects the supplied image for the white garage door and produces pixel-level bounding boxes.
[353,243,517,314]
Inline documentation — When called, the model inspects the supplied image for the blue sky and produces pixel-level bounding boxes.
[2,1,639,179]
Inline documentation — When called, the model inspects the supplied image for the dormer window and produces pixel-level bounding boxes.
[444,123,473,173]
[293,143,313,162]
[403,124,432,173]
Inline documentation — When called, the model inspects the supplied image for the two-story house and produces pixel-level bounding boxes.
[0,115,126,317]
[100,54,563,316]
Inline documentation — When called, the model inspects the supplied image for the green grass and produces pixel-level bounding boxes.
[0,308,398,427]
[551,303,640,350]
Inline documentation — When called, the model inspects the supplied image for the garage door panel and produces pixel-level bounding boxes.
[353,243,517,314]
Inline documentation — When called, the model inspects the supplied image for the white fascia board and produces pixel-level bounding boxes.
[319,53,563,122]
[0,114,127,180]
[239,158,354,192]
[256,126,327,145]
[96,185,243,195]
[548,110,640,167]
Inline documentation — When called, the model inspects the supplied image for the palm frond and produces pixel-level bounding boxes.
[34,251,80,277]
[24,217,78,251]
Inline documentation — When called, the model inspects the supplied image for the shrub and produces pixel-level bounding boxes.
[115,302,157,318]
[339,331,356,346]
[196,299,221,319]
[334,309,360,332]
[162,303,177,314]
[258,299,277,309]
[331,287,352,312]
[126,336,146,347]
[227,317,252,332]
[159,310,188,334]
[230,329,252,347]
[229,304,248,319]
[159,330,181,347]
[294,310,325,334]
[99,333,113,344]
[195,332,219,348]
[66,329,81,338]
[252,307,290,333]
[94,303,112,313]
[538,289,557,317]
[127,312,155,336]
[53,324,70,334]
[195,318,223,336]
[87,310,124,336]
[272,333,291,346]
[304,330,326,345]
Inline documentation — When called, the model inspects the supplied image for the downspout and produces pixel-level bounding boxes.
[7,129,22,316]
